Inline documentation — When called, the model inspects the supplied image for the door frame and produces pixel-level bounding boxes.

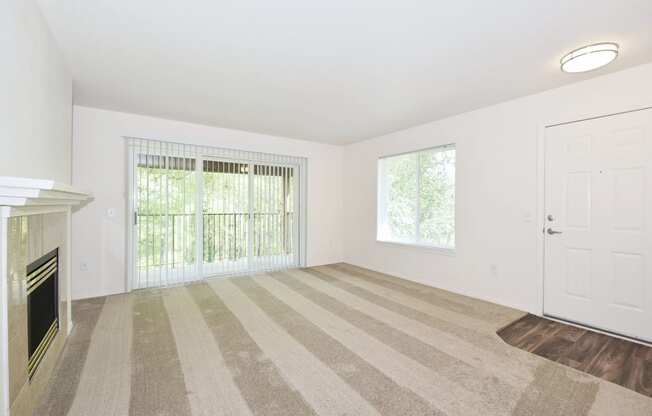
[536,105,652,318]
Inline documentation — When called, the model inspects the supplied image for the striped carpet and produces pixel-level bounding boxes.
[36,264,652,416]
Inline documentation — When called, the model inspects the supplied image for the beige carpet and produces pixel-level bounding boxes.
[36,263,652,416]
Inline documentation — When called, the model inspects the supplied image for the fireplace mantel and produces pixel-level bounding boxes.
[0,177,90,416]
[0,176,89,218]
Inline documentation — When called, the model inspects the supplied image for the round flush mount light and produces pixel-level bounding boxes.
[560,42,619,73]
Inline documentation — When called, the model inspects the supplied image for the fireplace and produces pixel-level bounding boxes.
[27,248,59,380]
[0,176,89,413]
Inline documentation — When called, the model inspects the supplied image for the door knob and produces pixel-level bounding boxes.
[547,228,563,235]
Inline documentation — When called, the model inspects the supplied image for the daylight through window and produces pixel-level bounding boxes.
[377,144,455,249]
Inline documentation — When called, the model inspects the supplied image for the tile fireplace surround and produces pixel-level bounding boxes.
[0,177,89,416]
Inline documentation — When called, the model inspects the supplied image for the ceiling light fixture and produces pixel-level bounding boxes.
[560,42,619,73]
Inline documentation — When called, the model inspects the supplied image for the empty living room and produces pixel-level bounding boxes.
[3,1,652,415]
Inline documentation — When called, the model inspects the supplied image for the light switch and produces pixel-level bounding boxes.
[107,208,116,218]
[490,264,498,277]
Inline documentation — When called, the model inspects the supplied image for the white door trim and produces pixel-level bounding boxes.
[537,105,652,318]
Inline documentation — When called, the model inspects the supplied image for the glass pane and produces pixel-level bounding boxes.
[202,161,249,273]
[136,155,197,282]
[380,153,418,242]
[252,165,294,264]
[418,147,455,248]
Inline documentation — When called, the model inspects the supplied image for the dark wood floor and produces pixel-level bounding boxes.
[497,314,652,398]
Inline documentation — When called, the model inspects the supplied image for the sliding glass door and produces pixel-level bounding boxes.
[202,160,250,276]
[134,153,197,288]
[127,138,305,290]
[251,164,296,269]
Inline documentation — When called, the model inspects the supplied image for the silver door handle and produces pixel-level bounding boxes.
[547,228,563,235]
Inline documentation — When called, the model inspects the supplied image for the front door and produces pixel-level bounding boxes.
[544,108,652,342]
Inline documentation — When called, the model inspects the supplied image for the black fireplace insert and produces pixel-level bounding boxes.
[26,248,59,379]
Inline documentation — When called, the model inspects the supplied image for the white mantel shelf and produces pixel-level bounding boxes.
[0,176,91,218]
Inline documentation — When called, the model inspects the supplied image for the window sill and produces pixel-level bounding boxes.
[376,239,456,256]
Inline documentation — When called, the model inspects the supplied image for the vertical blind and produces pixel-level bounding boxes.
[126,137,306,290]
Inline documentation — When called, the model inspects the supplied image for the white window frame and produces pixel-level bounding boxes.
[376,143,456,253]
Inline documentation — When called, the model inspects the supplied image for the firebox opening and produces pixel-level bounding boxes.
[27,248,59,380]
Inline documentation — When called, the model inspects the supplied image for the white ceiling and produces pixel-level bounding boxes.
[37,1,652,145]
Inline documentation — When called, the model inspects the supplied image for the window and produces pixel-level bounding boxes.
[127,138,306,290]
[377,144,455,249]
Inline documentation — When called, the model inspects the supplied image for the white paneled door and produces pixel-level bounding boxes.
[544,109,652,342]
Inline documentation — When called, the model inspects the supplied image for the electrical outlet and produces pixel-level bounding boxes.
[80,262,89,272]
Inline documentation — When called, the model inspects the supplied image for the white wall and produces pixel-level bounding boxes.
[343,62,652,314]
[0,2,71,414]
[71,106,344,299]
[1,0,72,183]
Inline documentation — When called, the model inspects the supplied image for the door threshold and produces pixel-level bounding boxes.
[543,314,652,348]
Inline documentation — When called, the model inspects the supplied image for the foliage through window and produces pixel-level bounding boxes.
[377,145,455,249]
[128,137,305,290]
